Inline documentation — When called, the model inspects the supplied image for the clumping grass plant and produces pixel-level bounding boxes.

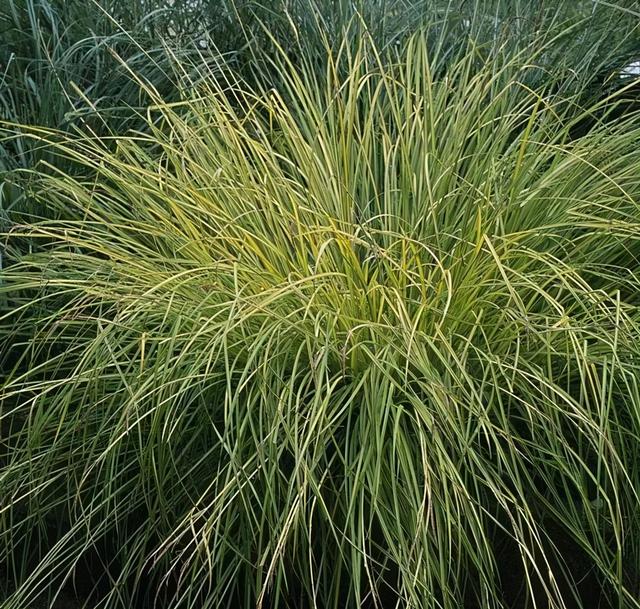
[2,19,640,609]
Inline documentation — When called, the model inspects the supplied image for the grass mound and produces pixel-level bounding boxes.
[2,23,640,609]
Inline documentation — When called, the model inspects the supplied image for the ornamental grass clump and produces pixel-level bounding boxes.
[1,29,640,609]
